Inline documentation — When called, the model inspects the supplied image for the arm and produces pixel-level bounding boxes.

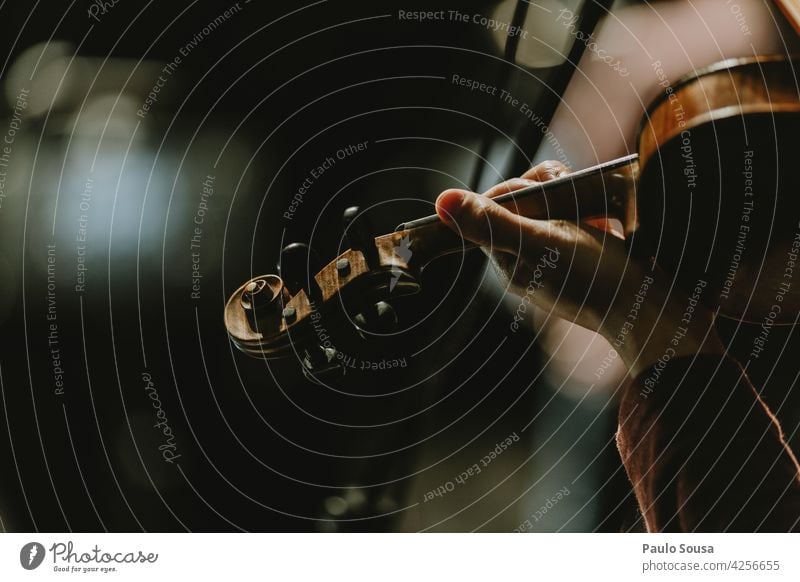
[618,354,800,532]
[436,162,800,531]
[609,263,800,531]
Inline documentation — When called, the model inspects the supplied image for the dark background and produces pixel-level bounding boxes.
[0,0,797,532]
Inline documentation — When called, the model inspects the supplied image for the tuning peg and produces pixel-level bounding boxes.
[354,301,397,338]
[278,242,322,300]
[240,275,287,333]
[302,344,346,385]
[342,206,378,265]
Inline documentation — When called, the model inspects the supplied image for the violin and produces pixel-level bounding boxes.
[225,55,800,369]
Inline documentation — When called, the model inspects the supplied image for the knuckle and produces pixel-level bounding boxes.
[480,202,503,236]
[461,195,491,235]
[548,219,573,230]
[522,160,570,182]
[486,178,530,198]
[540,160,569,178]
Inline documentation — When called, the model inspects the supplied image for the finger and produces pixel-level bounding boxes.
[481,162,572,220]
[436,188,543,254]
[583,217,625,239]
[483,178,536,200]
[481,160,570,200]
[520,160,570,182]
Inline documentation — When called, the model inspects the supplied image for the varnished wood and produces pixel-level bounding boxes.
[639,56,800,169]
[227,55,800,356]
[775,0,800,34]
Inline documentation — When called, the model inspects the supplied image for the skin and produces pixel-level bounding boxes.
[435,161,725,377]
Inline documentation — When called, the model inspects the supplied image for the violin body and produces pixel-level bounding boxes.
[637,55,800,324]
[225,55,800,359]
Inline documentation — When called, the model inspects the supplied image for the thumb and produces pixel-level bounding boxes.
[435,189,527,254]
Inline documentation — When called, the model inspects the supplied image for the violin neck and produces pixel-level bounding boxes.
[381,154,640,273]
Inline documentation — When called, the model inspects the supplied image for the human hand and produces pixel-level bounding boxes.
[435,161,724,376]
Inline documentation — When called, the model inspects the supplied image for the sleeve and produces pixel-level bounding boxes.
[616,354,800,532]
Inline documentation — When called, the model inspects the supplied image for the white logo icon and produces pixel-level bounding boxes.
[390,235,412,291]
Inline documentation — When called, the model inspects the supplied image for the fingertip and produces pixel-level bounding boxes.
[584,217,625,239]
[521,160,570,182]
[436,189,467,223]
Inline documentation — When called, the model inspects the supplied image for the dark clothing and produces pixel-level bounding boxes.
[617,355,800,531]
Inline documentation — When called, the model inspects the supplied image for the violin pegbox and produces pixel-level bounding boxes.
[225,218,424,361]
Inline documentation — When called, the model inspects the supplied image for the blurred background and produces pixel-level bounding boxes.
[0,0,798,532]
